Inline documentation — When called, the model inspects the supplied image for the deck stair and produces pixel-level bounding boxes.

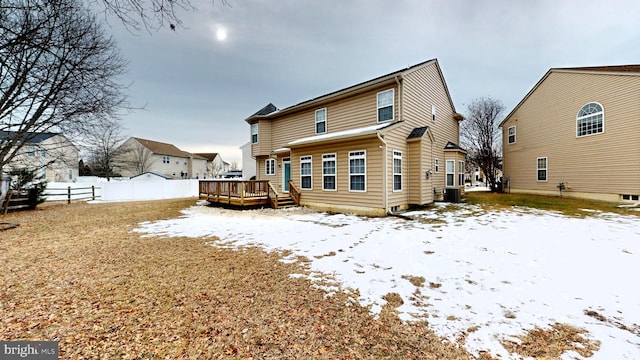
[275,194,296,209]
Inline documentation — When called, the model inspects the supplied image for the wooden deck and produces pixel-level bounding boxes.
[198,180,300,209]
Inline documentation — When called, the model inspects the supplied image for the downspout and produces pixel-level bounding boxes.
[395,75,403,122]
[378,132,388,214]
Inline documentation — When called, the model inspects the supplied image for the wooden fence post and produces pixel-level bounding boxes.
[92,186,95,200]
[67,186,71,204]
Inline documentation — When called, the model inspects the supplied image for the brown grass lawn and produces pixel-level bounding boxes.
[0,199,471,359]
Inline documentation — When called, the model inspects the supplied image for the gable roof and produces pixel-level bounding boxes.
[246,58,458,122]
[132,137,192,158]
[444,141,466,152]
[0,131,59,144]
[500,64,640,127]
[194,153,219,161]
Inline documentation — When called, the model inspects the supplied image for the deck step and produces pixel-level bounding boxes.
[275,196,296,209]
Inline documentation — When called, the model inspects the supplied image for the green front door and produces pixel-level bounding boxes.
[283,159,291,192]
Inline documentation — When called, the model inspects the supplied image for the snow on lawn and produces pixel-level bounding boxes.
[134,202,640,359]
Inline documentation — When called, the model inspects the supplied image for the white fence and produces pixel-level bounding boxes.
[44,179,199,202]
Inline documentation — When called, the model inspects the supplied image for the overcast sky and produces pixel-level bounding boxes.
[107,0,640,165]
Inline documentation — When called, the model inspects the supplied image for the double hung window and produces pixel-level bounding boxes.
[300,156,312,189]
[349,151,366,191]
[322,153,336,190]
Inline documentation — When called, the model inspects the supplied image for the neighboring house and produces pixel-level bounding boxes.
[240,141,256,180]
[500,65,640,203]
[194,153,228,179]
[246,58,466,216]
[113,137,208,179]
[129,172,173,181]
[1,131,79,183]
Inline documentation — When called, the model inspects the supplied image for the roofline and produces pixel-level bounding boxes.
[246,59,442,123]
[500,65,640,127]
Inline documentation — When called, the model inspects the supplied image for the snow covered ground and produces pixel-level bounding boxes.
[134,201,640,359]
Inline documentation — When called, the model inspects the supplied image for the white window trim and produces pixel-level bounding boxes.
[315,108,327,134]
[446,160,455,187]
[300,155,312,190]
[349,150,366,192]
[508,126,516,144]
[537,156,548,182]
[251,123,259,144]
[458,160,465,187]
[265,158,275,176]
[377,89,394,122]
[576,102,604,138]
[322,153,337,191]
[393,150,402,192]
[431,105,436,122]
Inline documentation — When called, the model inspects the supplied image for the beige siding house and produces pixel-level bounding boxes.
[246,59,466,216]
[500,65,640,203]
[1,131,78,183]
[194,153,229,179]
[114,137,208,179]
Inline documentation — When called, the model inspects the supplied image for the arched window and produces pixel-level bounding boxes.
[576,102,604,137]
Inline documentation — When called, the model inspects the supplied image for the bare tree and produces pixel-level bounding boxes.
[114,140,156,176]
[460,97,505,192]
[81,120,126,178]
[0,0,128,176]
[94,0,232,32]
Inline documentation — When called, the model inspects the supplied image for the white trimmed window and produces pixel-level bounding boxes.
[537,157,548,182]
[322,153,336,191]
[68,169,73,180]
[300,155,312,190]
[251,123,259,144]
[393,150,402,191]
[40,148,46,157]
[349,150,366,191]
[377,89,394,122]
[315,108,327,134]
[27,146,35,156]
[458,160,465,186]
[431,105,436,122]
[265,159,275,176]
[577,102,604,137]
[446,160,455,187]
[508,126,516,144]
[434,158,439,173]
[162,156,170,164]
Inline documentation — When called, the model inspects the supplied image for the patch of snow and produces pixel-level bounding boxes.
[134,203,640,359]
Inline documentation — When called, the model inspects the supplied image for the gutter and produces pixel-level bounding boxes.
[395,75,403,121]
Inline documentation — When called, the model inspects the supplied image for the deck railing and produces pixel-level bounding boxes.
[267,182,278,209]
[199,180,269,205]
[288,180,301,205]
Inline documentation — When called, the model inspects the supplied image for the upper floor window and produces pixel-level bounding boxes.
[40,148,46,157]
[508,126,516,144]
[431,105,436,122]
[349,150,366,191]
[27,146,35,156]
[537,157,548,182]
[377,89,394,122]
[265,159,275,176]
[300,156,312,189]
[434,158,439,173]
[577,102,604,137]
[315,108,327,134]
[251,123,259,144]
[162,156,170,164]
